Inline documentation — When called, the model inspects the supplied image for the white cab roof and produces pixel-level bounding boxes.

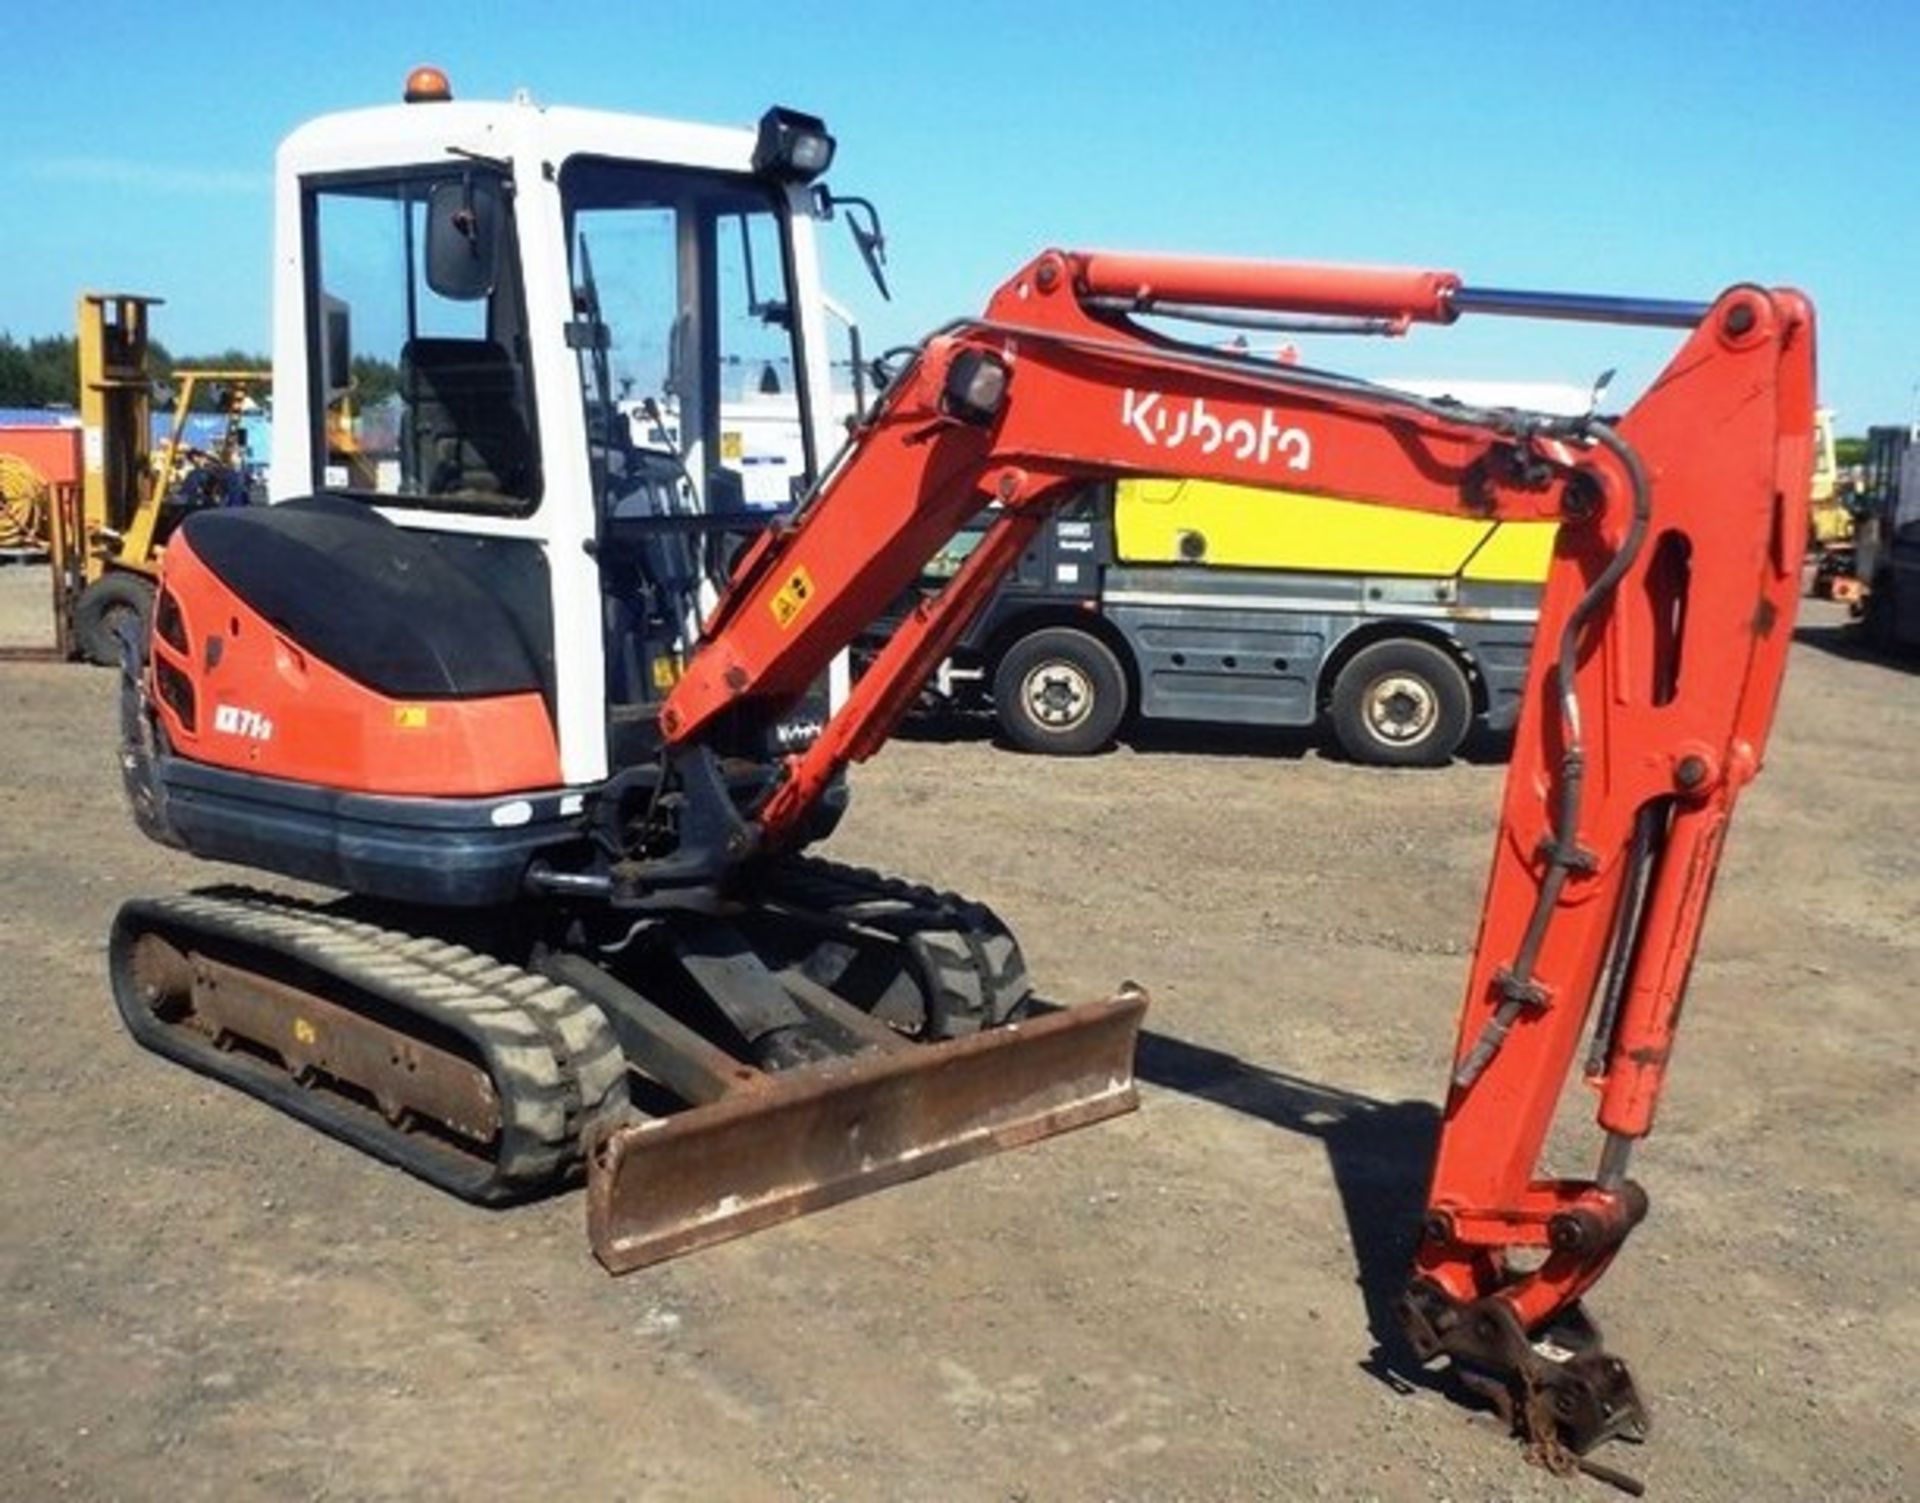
[278,96,763,177]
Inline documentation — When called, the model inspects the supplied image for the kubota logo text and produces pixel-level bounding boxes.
[1121,389,1312,472]
[213,704,274,741]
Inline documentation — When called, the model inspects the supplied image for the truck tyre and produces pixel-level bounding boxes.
[74,573,157,668]
[992,627,1128,755]
[1329,638,1471,767]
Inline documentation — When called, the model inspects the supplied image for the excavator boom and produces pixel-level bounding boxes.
[639,249,1816,1467]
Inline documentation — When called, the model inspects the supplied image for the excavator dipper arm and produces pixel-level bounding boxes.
[659,249,1817,1467]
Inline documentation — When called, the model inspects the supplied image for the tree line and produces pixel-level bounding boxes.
[0,333,400,411]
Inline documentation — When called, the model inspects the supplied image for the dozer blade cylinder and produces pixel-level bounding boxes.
[587,988,1148,1273]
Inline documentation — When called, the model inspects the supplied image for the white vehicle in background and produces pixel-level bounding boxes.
[622,367,860,511]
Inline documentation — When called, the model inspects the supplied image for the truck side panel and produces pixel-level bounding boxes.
[1102,566,1539,729]
[1106,600,1326,725]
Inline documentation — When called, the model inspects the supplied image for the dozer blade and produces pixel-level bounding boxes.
[587,987,1147,1272]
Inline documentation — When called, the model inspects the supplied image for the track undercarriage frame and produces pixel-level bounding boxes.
[110,859,1144,1271]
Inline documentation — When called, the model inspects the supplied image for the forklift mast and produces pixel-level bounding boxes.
[76,293,161,581]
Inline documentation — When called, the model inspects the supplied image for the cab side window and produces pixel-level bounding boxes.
[715,209,808,508]
[307,170,540,513]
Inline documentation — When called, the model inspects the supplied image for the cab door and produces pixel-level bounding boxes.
[296,162,562,765]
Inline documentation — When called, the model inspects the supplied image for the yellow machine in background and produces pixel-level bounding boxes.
[1804,408,1857,598]
[67,293,265,663]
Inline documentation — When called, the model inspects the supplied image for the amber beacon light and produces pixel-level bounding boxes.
[404,66,453,103]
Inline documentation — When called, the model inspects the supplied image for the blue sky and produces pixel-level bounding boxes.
[1,0,1913,427]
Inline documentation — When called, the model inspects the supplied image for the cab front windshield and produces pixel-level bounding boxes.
[560,158,812,520]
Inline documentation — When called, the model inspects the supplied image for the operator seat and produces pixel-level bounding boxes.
[400,338,536,500]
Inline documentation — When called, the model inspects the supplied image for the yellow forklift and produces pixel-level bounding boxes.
[65,292,264,664]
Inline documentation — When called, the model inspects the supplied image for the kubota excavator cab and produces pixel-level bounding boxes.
[134,81,859,901]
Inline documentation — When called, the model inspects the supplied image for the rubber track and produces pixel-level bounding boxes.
[756,856,1032,1034]
[109,887,629,1205]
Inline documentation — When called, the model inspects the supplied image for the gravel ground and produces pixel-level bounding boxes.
[0,562,1914,1501]
[0,559,59,653]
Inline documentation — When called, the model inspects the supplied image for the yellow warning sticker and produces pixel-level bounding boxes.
[721,430,743,461]
[393,705,430,729]
[293,1018,316,1045]
[770,567,815,630]
[650,655,681,692]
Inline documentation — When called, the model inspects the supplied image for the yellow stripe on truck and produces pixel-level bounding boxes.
[1461,518,1556,582]
[1114,477,1554,584]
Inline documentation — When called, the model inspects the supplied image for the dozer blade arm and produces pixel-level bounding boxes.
[657,250,1816,1464]
[537,860,1149,1272]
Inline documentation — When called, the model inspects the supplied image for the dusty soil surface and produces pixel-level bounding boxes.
[0,560,59,654]
[1,573,1913,1501]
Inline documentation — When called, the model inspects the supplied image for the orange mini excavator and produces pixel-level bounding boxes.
[110,81,1814,1479]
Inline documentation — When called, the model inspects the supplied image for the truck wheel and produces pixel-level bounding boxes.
[992,627,1128,755]
[74,573,156,668]
[1329,638,1471,767]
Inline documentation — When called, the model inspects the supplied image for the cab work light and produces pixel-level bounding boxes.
[753,107,836,182]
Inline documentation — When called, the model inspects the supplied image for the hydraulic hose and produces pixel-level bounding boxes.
[0,456,49,550]
[1452,420,1653,1089]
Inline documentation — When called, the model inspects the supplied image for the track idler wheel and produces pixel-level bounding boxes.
[123,930,195,1023]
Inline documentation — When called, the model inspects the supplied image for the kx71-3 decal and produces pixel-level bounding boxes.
[212,704,275,741]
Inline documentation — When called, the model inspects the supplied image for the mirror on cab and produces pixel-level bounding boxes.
[425,175,501,301]
[812,186,890,302]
